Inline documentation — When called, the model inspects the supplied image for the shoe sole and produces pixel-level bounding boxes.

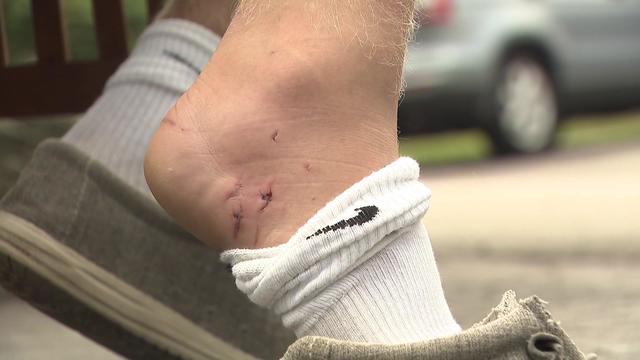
[0,210,254,360]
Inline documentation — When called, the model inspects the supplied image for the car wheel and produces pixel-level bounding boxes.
[486,56,558,154]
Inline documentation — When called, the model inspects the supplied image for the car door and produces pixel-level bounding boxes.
[549,0,640,100]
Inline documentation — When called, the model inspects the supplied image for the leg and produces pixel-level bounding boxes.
[144,0,413,249]
[145,0,460,344]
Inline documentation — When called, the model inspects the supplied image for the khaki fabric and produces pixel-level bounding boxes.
[0,140,294,359]
[283,291,594,360]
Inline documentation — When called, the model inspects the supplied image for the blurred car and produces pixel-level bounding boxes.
[400,0,640,153]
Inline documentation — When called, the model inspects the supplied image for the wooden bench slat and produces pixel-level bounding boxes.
[0,61,122,117]
[31,0,68,64]
[0,0,163,117]
[0,1,9,67]
[92,0,128,60]
[147,0,164,19]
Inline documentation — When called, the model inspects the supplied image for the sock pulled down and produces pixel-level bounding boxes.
[222,158,460,344]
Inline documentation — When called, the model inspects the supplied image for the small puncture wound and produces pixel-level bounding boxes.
[259,189,273,211]
[271,129,279,143]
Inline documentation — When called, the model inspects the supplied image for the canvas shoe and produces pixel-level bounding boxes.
[0,139,294,360]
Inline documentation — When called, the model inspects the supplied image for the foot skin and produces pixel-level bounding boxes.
[145,4,405,250]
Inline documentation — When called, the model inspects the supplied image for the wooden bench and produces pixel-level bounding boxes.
[0,0,163,117]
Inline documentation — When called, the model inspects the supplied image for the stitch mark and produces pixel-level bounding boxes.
[259,189,273,211]
[305,205,379,240]
[162,50,201,75]
[161,117,189,132]
[232,206,243,238]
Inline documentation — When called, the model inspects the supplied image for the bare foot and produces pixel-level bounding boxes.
[145,2,409,250]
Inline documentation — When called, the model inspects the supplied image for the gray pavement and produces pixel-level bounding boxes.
[0,134,638,358]
[426,142,640,360]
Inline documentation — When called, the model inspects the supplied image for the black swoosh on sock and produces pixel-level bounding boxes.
[305,205,379,240]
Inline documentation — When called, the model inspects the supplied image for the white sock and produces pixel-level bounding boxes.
[63,19,219,194]
[221,158,461,344]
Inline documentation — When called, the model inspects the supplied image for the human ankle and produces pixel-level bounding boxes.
[144,0,412,251]
[147,75,398,251]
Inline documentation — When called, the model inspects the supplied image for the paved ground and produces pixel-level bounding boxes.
[426,142,640,360]
[0,117,638,359]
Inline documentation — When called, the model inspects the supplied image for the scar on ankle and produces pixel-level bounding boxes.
[303,162,312,172]
[259,188,273,212]
[271,129,279,143]
[161,117,188,132]
[232,206,243,238]
[226,182,242,200]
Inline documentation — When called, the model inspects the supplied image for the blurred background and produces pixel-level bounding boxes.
[1,0,639,359]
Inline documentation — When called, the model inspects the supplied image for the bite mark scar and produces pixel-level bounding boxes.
[162,117,188,132]
[259,189,273,212]
[232,206,243,238]
[271,129,279,143]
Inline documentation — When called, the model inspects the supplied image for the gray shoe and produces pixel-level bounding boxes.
[0,139,294,360]
[282,290,596,360]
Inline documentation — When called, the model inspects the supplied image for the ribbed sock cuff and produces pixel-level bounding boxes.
[222,158,460,343]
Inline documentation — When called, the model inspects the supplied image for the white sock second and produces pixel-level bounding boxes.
[221,158,460,344]
[63,19,219,194]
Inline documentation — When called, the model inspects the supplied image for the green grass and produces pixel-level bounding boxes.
[399,130,491,167]
[558,112,640,148]
[399,111,640,167]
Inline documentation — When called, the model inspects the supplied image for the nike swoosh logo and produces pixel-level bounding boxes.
[306,205,379,240]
